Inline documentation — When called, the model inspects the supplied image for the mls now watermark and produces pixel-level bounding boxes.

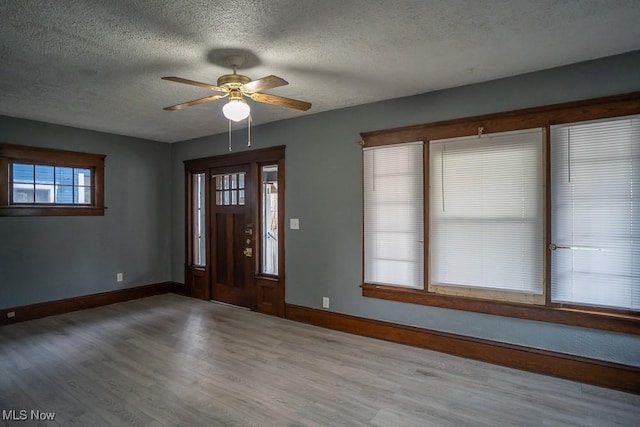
[2,410,56,421]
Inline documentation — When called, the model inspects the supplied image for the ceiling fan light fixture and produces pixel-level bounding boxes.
[223,98,250,122]
[162,70,311,117]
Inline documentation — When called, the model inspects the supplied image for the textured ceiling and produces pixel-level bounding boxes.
[1,0,640,143]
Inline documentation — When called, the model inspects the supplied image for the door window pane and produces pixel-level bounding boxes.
[214,173,246,206]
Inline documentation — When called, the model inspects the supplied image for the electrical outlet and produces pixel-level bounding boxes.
[116,273,123,282]
[7,311,15,318]
[322,297,330,309]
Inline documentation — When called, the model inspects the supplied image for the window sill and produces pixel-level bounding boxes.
[0,206,106,217]
[362,283,640,335]
[255,275,279,281]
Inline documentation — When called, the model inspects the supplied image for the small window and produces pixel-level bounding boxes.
[11,164,92,205]
[0,144,105,216]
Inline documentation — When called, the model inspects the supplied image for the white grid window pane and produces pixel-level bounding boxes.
[363,142,423,289]
[430,129,544,294]
[551,116,640,310]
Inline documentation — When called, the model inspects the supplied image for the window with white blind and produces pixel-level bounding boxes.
[551,116,640,310]
[429,129,544,302]
[361,93,640,331]
[363,142,424,288]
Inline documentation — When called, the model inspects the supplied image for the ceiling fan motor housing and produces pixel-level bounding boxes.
[217,73,251,89]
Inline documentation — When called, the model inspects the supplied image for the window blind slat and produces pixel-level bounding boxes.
[363,142,424,288]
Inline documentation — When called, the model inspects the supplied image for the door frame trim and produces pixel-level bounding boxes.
[184,146,286,316]
[185,146,287,170]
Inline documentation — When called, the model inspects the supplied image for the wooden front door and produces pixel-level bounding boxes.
[210,164,256,309]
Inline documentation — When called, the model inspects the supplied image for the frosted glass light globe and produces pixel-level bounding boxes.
[223,99,250,122]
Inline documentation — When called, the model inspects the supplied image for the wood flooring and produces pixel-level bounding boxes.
[0,294,638,426]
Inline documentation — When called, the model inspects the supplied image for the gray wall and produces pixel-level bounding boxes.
[1,51,638,368]
[170,50,640,366]
[0,117,172,308]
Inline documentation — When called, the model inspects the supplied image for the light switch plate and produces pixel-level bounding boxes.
[290,218,300,229]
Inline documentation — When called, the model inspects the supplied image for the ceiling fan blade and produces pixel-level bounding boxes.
[162,76,225,92]
[241,75,288,93]
[250,92,311,111]
[163,94,227,111]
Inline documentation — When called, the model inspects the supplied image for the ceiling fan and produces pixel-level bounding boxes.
[162,58,311,122]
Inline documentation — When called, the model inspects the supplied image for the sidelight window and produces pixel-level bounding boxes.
[192,172,206,267]
[261,165,279,276]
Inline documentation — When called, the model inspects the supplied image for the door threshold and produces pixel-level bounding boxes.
[209,300,251,311]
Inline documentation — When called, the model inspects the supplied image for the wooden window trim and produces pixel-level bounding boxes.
[363,283,640,335]
[0,143,106,216]
[360,91,640,335]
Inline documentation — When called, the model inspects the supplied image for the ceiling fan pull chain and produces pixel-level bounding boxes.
[248,114,252,147]
[228,119,233,151]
